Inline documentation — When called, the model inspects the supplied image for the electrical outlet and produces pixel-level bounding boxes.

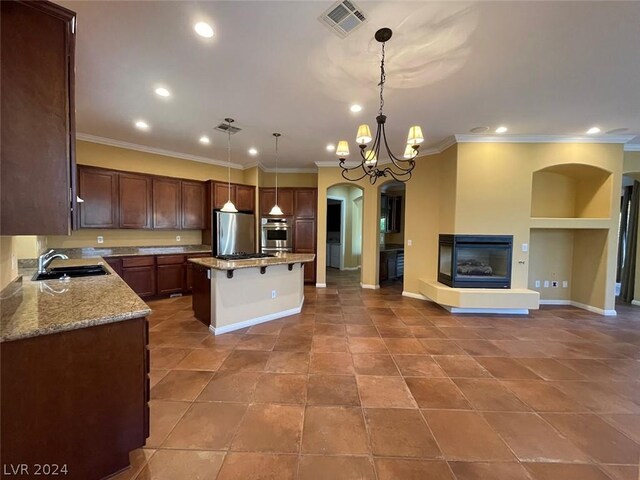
[97,236,104,244]
[271,290,277,299]
[176,235,181,242]
[551,281,559,288]
[407,240,412,246]
[543,280,549,288]
[562,280,568,288]
[522,243,528,252]
[535,280,541,288]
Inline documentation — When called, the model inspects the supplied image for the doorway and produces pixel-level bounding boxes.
[378,181,406,289]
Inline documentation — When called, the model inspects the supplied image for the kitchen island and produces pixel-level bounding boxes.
[1,258,151,480]
[189,253,315,334]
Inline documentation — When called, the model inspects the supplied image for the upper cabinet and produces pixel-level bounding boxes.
[79,167,119,229]
[259,189,294,216]
[381,194,402,233]
[77,166,207,231]
[294,189,317,219]
[235,184,256,212]
[210,182,256,212]
[1,1,76,235]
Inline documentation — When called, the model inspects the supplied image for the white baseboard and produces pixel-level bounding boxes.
[209,298,304,335]
[402,291,430,301]
[632,300,640,307]
[360,283,380,289]
[444,305,530,315]
[315,283,327,288]
[342,266,361,271]
[540,299,616,316]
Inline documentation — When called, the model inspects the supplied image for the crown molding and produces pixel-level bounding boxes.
[624,144,640,152]
[76,133,245,170]
[454,134,636,144]
[257,163,317,174]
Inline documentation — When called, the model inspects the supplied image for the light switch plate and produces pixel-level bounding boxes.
[407,240,412,246]
[543,280,549,288]
[522,243,528,252]
[535,280,541,288]
[97,236,104,244]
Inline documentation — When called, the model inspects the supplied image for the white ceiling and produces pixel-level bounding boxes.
[62,1,640,169]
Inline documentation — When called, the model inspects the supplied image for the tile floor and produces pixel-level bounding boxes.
[115,270,640,480]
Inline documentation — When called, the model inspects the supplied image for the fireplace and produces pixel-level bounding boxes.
[438,235,513,288]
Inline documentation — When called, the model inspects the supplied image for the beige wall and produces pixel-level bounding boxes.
[47,229,202,248]
[260,171,317,188]
[528,229,573,301]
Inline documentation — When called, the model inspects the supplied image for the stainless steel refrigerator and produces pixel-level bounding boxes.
[212,211,256,256]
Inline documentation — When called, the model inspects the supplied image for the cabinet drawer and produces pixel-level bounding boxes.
[157,254,185,265]
[122,256,155,268]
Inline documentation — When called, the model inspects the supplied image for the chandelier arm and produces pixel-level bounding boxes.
[339,158,371,182]
[380,125,418,172]
[382,165,412,182]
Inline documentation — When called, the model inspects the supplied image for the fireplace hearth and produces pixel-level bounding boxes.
[438,235,513,288]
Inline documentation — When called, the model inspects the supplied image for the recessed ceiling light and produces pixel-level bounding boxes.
[199,135,210,145]
[350,104,362,113]
[606,128,629,135]
[248,148,258,156]
[154,87,171,97]
[470,126,489,134]
[495,126,508,134]
[586,127,601,134]
[134,120,149,131]
[194,22,214,38]
[326,144,336,151]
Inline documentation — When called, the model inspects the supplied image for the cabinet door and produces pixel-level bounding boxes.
[79,167,119,228]
[191,264,211,325]
[119,173,152,229]
[303,260,316,284]
[122,266,156,298]
[294,218,316,283]
[157,264,185,295]
[153,178,181,230]
[212,182,235,210]
[1,1,76,235]
[235,185,255,212]
[260,189,294,216]
[104,257,122,277]
[294,189,317,219]
[181,181,206,229]
[184,254,210,293]
[379,252,388,282]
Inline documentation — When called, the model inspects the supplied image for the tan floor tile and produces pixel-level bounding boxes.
[376,326,414,338]
[406,378,471,409]
[149,369,169,388]
[374,459,454,480]
[600,464,639,480]
[174,349,230,371]
[314,323,347,336]
[453,378,530,411]
[235,334,278,351]
[423,410,515,461]
[348,336,388,353]
[273,335,314,352]
[109,448,155,480]
[357,375,417,408]
[220,350,270,372]
[551,381,640,413]
[252,373,307,404]
[307,375,360,406]
[163,402,247,449]
[149,348,191,369]
[455,340,509,356]
[475,357,542,379]
[501,380,587,412]
[196,371,260,402]
[302,406,369,454]
[265,351,310,373]
[346,325,380,337]
[433,356,491,378]
[231,404,304,453]
[146,400,190,448]
[216,453,297,480]
[309,352,354,374]
[419,339,467,355]
[200,333,242,350]
[135,450,224,480]
[483,412,591,462]
[246,321,284,335]
[298,456,375,480]
[448,462,532,480]
[438,327,483,339]
[352,354,400,376]
[600,414,640,444]
[409,326,447,338]
[384,338,427,354]
[393,355,447,377]
[523,463,614,480]
[312,335,349,352]
[150,370,213,401]
[364,408,441,458]
[542,413,640,464]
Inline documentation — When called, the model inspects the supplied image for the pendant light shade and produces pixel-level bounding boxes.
[221,117,238,213]
[269,132,282,215]
[336,140,350,157]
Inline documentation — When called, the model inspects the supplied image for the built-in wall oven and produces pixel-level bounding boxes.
[261,217,292,253]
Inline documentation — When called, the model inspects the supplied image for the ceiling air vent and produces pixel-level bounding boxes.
[214,123,242,134]
[319,0,367,38]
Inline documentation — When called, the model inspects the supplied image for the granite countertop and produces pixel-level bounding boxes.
[189,253,316,271]
[56,245,212,259]
[1,258,151,343]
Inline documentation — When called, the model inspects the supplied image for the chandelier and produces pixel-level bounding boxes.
[336,28,423,184]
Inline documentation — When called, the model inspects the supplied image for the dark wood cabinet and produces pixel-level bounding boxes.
[260,188,294,216]
[212,182,233,210]
[119,173,153,229]
[1,1,76,235]
[79,167,119,228]
[153,178,181,229]
[122,256,156,298]
[185,254,211,293]
[104,257,123,277]
[294,218,316,251]
[1,317,149,480]
[191,263,211,326]
[236,184,256,212]
[379,249,403,283]
[381,194,402,233]
[181,181,206,229]
[156,254,185,295]
[295,189,317,218]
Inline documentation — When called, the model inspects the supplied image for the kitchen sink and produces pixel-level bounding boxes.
[32,264,110,281]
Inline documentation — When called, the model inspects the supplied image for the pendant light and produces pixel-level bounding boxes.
[220,117,238,213]
[269,132,284,215]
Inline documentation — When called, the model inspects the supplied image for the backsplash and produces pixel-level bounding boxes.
[46,229,202,249]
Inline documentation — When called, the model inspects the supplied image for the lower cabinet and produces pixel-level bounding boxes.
[122,257,157,298]
[191,263,211,326]
[379,250,404,283]
[156,255,185,295]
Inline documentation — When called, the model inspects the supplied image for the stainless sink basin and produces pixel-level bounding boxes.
[32,264,110,281]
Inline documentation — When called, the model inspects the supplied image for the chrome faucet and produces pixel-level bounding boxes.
[37,249,69,274]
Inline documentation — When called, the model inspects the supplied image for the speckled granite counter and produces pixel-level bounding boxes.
[1,258,151,342]
[56,244,211,258]
[188,253,316,271]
